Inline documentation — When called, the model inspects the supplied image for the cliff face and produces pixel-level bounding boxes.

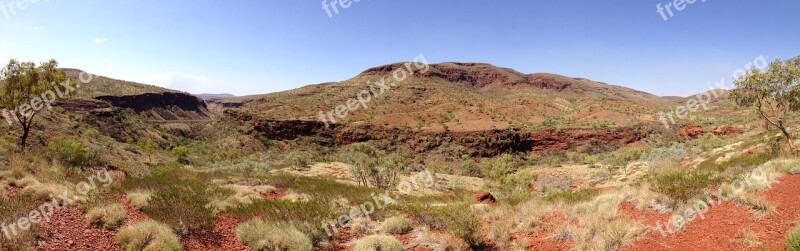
[95,92,207,113]
[243,116,651,157]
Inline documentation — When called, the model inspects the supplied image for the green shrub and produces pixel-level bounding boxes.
[398,204,485,249]
[543,188,599,204]
[116,220,182,251]
[480,154,521,179]
[340,144,407,189]
[0,194,46,250]
[648,170,722,202]
[48,136,90,167]
[379,216,414,234]
[126,190,152,210]
[458,159,481,177]
[236,219,312,251]
[85,203,126,229]
[497,170,537,196]
[353,235,404,251]
[696,133,724,150]
[787,225,800,251]
[170,146,189,163]
[285,151,313,170]
[143,184,215,235]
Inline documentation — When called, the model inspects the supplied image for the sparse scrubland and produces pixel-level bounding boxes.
[0,57,798,251]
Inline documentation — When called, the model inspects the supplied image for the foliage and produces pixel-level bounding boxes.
[787,225,800,251]
[170,146,189,163]
[543,188,599,204]
[236,219,313,251]
[116,220,182,251]
[48,136,90,168]
[353,235,405,251]
[339,143,408,189]
[458,159,481,177]
[285,150,313,170]
[0,59,67,150]
[731,56,800,151]
[648,170,722,202]
[480,154,521,180]
[379,216,414,234]
[85,203,127,229]
[136,139,159,164]
[142,180,217,235]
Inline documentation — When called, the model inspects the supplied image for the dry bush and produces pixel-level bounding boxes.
[734,194,776,217]
[126,190,152,210]
[236,219,312,251]
[469,203,491,213]
[352,234,404,251]
[116,220,182,251]
[406,226,468,251]
[282,190,312,202]
[379,216,414,235]
[351,217,378,235]
[208,184,263,213]
[489,219,513,249]
[620,185,675,213]
[787,225,800,251]
[86,203,127,229]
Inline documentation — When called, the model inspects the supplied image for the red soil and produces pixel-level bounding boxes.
[619,202,671,227]
[181,214,252,251]
[624,174,800,251]
[520,213,574,251]
[261,188,287,201]
[37,207,120,251]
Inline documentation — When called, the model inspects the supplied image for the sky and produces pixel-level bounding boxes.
[0,0,798,97]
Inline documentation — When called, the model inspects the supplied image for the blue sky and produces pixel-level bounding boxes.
[0,0,798,96]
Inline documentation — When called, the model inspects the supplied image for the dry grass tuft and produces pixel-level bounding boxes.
[406,226,468,251]
[116,220,182,251]
[352,234,404,251]
[126,190,152,210]
[379,216,414,235]
[235,219,312,251]
[86,203,127,229]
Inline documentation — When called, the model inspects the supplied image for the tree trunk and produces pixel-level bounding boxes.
[777,124,797,153]
[19,125,30,151]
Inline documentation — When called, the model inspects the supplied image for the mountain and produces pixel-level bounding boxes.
[217,62,677,132]
[194,93,237,102]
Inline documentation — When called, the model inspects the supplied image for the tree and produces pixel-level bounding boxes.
[285,150,312,170]
[171,146,189,164]
[0,59,67,151]
[731,56,800,152]
[137,139,159,164]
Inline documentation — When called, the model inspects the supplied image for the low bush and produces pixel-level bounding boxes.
[236,219,313,251]
[353,234,404,251]
[116,220,182,251]
[480,154,521,179]
[787,225,800,251]
[648,170,722,203]
[143,185,215,235]
[48,136,90,168]
[85,203,126,229]
[126,190,152,210]
[398,203,485,249]
[543,188,599,204]
[379,216,414,234]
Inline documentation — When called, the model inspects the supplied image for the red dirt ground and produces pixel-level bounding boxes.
[181,214,252,251]
[261,188,287,201]
[623,174,800,251]
[519,213,574,251]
